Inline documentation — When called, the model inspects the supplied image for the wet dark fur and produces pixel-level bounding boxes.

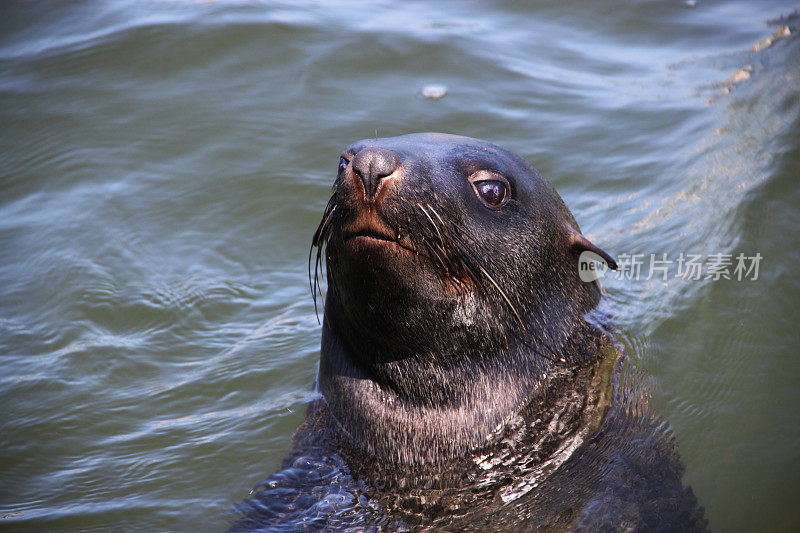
[232,134,706,531]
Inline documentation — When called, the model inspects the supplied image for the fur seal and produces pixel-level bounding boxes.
[233,134,706,531]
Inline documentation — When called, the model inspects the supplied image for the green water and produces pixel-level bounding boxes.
[1,1,798,530]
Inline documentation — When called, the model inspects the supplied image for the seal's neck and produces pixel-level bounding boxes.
[317,310,605,465]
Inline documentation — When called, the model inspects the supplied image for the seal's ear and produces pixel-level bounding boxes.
[569,230,618,270]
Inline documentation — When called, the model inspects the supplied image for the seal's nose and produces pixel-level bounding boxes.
[351,147,399,202]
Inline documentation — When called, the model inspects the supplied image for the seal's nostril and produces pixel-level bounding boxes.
[351,147,400,202]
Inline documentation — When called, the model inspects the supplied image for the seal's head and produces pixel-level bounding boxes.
[311,133,616,463]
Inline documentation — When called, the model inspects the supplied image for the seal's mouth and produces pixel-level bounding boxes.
[341,216,417,254]
[346,232,402,249]
[343,230,396,244]
[342,231,419,258]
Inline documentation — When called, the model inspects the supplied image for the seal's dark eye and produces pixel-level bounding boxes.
[338,156,349,174]
[476,181,506,206]
[470,172,510,209]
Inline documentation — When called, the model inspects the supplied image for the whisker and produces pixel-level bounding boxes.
[476,264,528,335]
[417,204,445,243]
[309,199,337,324]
